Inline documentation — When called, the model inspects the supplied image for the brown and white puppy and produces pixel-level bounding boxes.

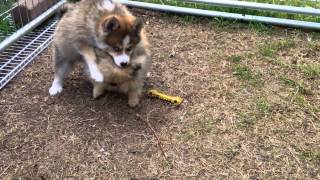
[49,0,146,96]
[92,28,151,107]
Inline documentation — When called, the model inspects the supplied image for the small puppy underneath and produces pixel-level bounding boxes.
[92,45,151,107]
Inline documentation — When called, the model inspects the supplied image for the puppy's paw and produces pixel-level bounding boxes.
[93,89,104,99]
[88,63,104,82]
[128,97,140,108]
[91,70,104,82]
[133,63,142,71]
[49,84,63,96]
[131,63,142,77]
[93,84,105,99]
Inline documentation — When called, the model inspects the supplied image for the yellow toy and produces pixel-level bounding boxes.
[147,89,183,105]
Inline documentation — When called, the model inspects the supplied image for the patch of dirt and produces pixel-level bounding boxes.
[0,9,319,179]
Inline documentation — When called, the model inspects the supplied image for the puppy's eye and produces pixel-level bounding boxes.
[126,47,132,52]
[113,47,122,52]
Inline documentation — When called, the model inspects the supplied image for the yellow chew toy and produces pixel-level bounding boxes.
[147,89,183,105]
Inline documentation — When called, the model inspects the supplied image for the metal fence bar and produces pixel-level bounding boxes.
[0,0,66,52]
[0,23,54,71]
[119,0,320,30]
[185,0,320,16]
[0,19,58,89]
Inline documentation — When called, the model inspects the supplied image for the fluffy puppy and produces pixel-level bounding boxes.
[49,0,146,96]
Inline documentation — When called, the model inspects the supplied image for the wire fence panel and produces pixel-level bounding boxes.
[243,0,320,7]
[122,0,320,29]
[0,0,65,90]
[186,0,320,16]
[0,18,57,89]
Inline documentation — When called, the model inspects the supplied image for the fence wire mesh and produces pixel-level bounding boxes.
[0,17,57,89]
[133,0,320,22]
[244,0,320,6]
[136,0,320,7]
[0,0,64,89]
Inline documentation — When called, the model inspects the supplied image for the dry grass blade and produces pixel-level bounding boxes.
[138,108,167,159]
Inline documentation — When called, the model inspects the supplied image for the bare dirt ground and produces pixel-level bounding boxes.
[1,9,320,179]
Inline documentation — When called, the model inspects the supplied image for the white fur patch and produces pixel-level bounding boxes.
[49,77,63,96]
[98,0,115,11]
[88,63,104,82]
[113,54,130,67]
[123,35,130,47]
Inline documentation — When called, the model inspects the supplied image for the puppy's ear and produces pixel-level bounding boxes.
[98,0,115,11]
[102,16,119,33]
[132,17,143,35]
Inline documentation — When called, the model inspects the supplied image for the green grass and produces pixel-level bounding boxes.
[233,64,262,85]
[225,145,241,160]
[294,95,320,113]
[278,76,314,96]
[299,150,320,164]
[259,39,296,57]
[0,0,16,41]
[271,58,290,68]
[248,22,276,34]
[272,62,320,80]
[0,18,15,41]
[179,115,217,140]
[307,42,320,52]
[0,0,15,14]
[236,113,257,129]
[254,97,271,114]
[212,17,239,28]
[184,116,216,138]
[298,63,320,79]
[260,43,277,57]
[210,17,267,32]
[248,0,320,7]
[192,117,215,135]
[161,159,174,170]
[279,76,297,87]
[179,15,198,24]
[277,75,318,114]
[259,40,320,79]
[227,55,243,63]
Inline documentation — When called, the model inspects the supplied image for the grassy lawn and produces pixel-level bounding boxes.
[0,18,15,42]
[0,0,15,15]
[0,0,16,42]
